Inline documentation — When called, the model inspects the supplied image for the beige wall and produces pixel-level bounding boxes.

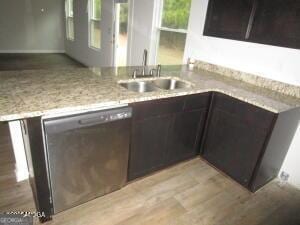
[65,0,114,67]
[0,0,65,53]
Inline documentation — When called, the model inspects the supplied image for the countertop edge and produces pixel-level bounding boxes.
[0,88,285,122]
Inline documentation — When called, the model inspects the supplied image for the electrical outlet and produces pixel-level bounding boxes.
[280,171,290,182]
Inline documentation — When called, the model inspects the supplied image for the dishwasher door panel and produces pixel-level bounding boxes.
[44,118,131,213]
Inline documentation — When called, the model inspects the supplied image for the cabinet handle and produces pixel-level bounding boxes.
[21,120,27,135]
[245,0,258,39]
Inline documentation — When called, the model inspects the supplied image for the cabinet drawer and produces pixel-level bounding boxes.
[184,93,211,112]
[132,97,185,121]
[213,92,275,131]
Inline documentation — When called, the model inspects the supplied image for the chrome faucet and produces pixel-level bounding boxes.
[156,65,161,77]
[149,64,161,77]
[131,49,161,78]
[142,49,148,75]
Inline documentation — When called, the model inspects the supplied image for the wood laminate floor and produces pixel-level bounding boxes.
[0,53,85,71]
[0,123,299,225]
[0,123,35,212]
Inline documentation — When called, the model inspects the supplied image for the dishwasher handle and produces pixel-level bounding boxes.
[78,111,131,125]
[44,107,132,134]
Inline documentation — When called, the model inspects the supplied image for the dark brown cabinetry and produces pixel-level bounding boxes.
[201,93,299,191]
[249,0,300,49]
[201,93,275,187]
[21,91,299,223]
[204,0,300,49]
[128,93,210,181]
[129,114,173,180]
[165,94,210,166]
[204,0,253,40]
[21,118,53,222]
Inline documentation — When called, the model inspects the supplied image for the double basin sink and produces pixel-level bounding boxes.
[119,78,193,93]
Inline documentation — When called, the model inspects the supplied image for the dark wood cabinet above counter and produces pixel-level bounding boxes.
[203,0,300,49]
[204,0,253,40]
[249,0,300,49]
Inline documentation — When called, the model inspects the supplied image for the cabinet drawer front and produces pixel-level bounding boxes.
[132,97,185,121]
[213,93,275,131]
[184,93,211,112]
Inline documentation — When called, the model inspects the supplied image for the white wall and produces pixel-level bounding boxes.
[0,0,65,53]
[184,0,300,86]
[280,126,300,188]
[65,0,114,67]
[185,0,300,188]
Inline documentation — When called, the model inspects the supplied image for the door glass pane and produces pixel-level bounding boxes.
[157,30,186,65]
[69,0,74,17]
[161,0,192,29]
[91,20,101,49]
[93,0,101,20]
[115,3,128,67]
[67,17,74,40]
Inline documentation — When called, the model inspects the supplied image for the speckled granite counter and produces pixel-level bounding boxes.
[0,65,299,121]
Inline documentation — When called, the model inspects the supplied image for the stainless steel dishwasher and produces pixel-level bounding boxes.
[43,106,132,214]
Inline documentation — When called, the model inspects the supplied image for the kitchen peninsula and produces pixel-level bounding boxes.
[0,64,299,222]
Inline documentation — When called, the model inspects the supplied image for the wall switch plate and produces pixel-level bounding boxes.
[280,171,290,182]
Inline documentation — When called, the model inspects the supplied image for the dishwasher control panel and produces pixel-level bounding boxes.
[109,112,131,121]
[78,108,132,125]
[43,106,132,134]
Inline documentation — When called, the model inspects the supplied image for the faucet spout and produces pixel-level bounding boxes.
[142,49,148,67]
[141,49,148,75]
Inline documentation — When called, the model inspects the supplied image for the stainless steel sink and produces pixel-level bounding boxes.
[119,81,158,93]
[119,78,193,93]
[152,79,192,90]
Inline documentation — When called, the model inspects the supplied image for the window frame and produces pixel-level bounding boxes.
[154,0,191,65]
[65,0,74,41]
[89,0,101,50]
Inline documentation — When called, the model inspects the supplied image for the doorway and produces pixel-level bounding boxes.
[114,0,129,67]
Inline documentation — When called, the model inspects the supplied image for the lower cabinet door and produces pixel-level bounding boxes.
[202,108,269,187]
[128,115,172,181]
[165,109,207,166]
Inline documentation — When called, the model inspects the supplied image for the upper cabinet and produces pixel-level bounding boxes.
[249,0,300,49]
[203,0,253,40]
[203,0,300,49]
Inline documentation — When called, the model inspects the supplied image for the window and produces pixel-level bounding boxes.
[89,0,101,49]
[115,2,129,67]
[156,0,192,65]
[65,0,74,40]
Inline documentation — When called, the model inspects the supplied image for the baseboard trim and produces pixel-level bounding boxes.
[64,52,90,67]
[0,50,65,54]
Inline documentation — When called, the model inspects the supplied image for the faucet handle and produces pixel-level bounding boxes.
[149,68,156,76]
[132,69,138,79]
[156,65,161,77]
[142,49,148,67]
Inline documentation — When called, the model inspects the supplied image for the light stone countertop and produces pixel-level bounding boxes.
[0,65,299,121]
